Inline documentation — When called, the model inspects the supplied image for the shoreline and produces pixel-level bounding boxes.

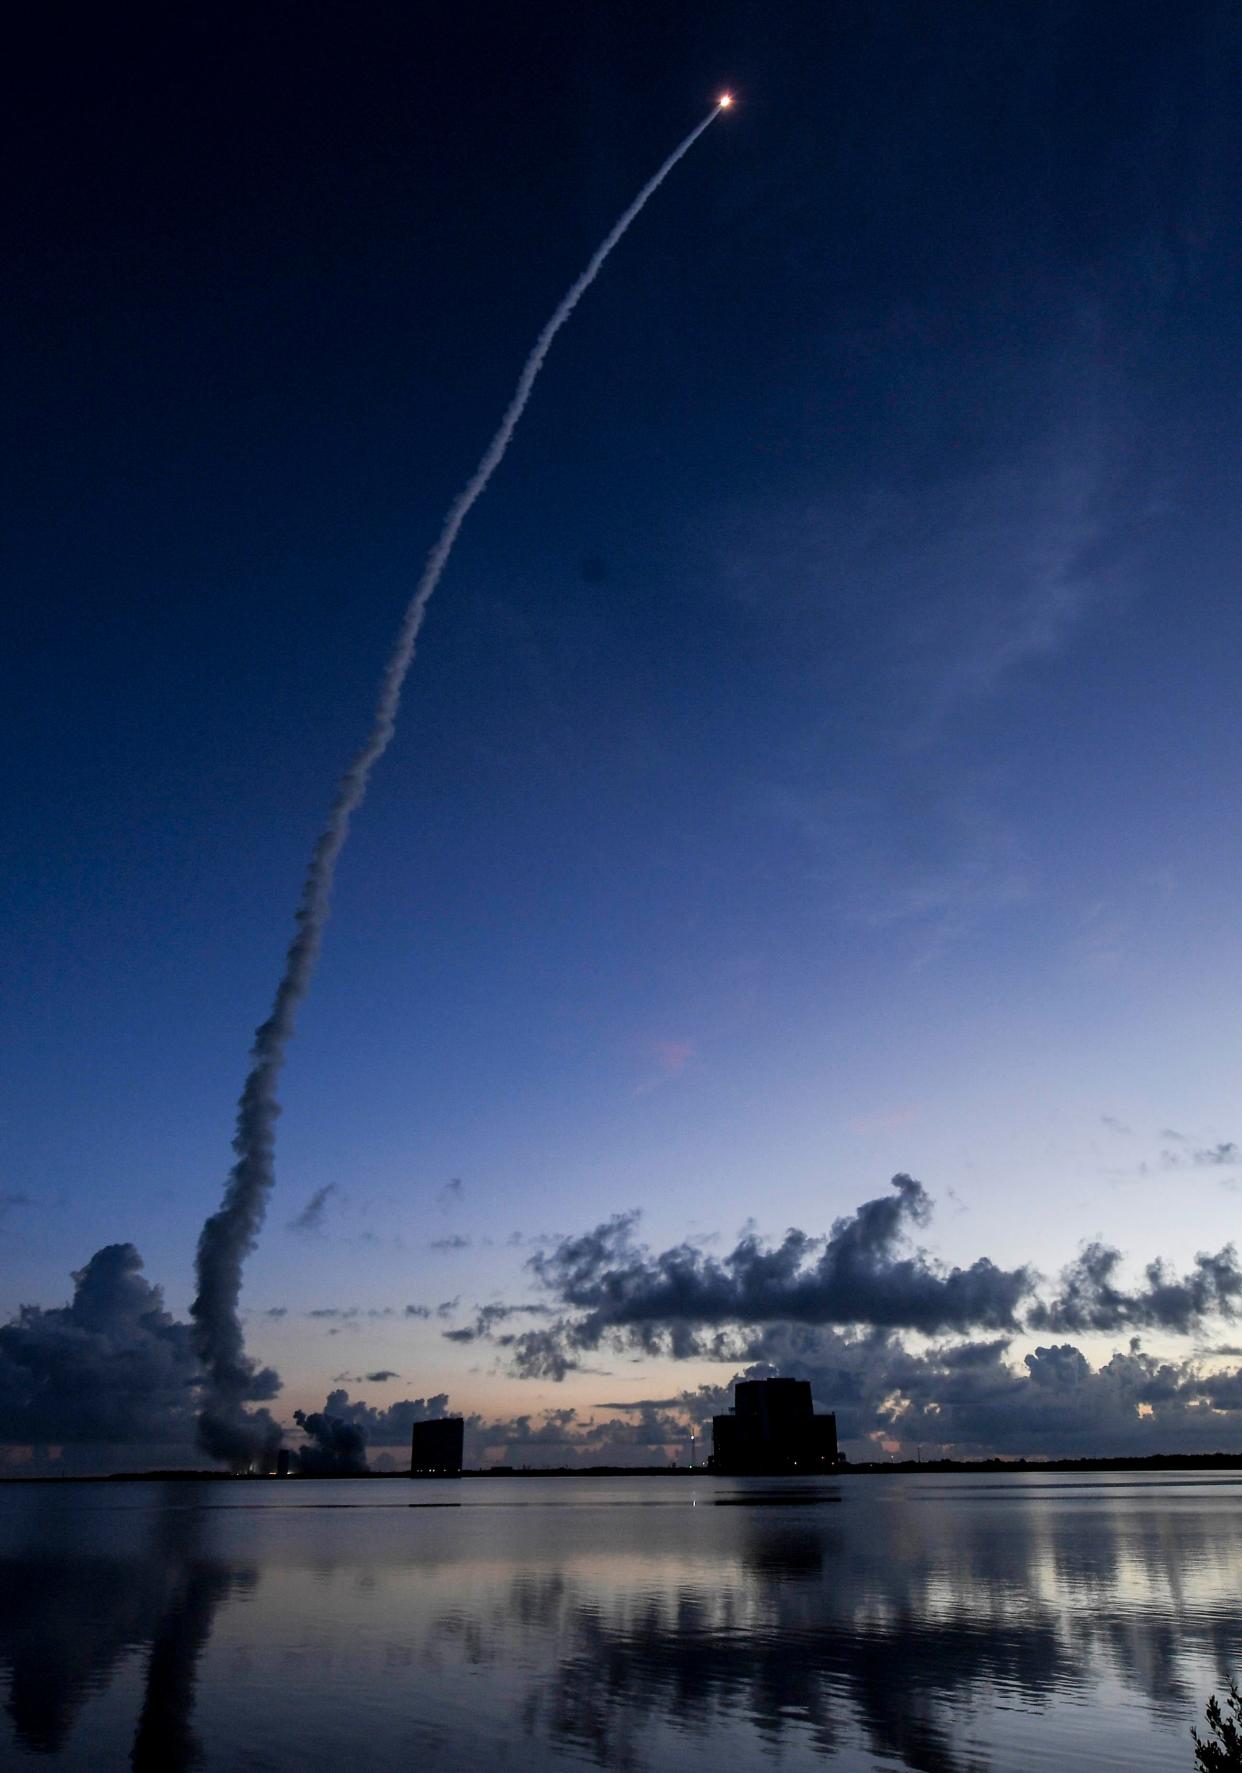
[4,1451,1242,1484]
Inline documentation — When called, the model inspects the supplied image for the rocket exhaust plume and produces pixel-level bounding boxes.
[191,103,728,1461]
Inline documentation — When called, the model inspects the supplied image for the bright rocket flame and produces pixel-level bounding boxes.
[718,93,734,108]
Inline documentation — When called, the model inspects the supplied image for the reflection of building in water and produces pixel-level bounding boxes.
[410,1416,464,1477]
[710,1378,838,1475]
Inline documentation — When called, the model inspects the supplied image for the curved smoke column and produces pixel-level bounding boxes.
[191,104,727,1462]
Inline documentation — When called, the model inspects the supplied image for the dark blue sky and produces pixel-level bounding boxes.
[5,2,1242,1458]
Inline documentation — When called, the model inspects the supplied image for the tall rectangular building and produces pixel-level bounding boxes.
[410,1416,464,1477]
[711,1377,837,1475]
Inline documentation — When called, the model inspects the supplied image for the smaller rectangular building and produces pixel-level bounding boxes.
[410,1416,464,1477]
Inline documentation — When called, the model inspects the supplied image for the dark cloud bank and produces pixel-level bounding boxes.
[4,1178,1242,1471]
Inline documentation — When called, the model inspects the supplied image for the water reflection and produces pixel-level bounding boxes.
[0,1475,1239,1771]
[427,1510,1065,1772]
[0,1484,252,1768]
[418,1480,1242,1772]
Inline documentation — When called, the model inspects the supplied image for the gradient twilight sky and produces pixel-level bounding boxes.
[5,3,1242,1457]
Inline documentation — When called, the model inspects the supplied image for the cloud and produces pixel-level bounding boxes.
[440,1401,695,1469]
[437,1177,464,1206]
[506,1328,584,1382]
[526,1177,1032,1367]
[287,1184,338,1235]
[429,1235,471,1253]
[1193,1143,1239,1167]
[0,1245,281,1466]
[306,1388,450,1446]
[0,1191,33,1224]
[313,1318,1242,1469]
[9,1171,1242,1475]
[506,1179,1242,1386]
[0,1245,267,1449]
[1031,1241,1242,1334]
[262,1307,287,1319]
[674,1323,1242,1461]
[292,1407,366,1476]
[441,1301,556,1348]
[1100,1116,1132,1136]
[773,770,1030,953]
[878,1335,1242,1458]
[1159,1141,1241,1170]
[634,1040,697,1096]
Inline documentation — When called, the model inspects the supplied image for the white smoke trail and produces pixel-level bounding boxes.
[191,104,725,1460]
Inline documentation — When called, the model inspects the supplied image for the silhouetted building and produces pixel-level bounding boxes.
[276,1449,291,1479]
[410,1416,464,1477]
[711,1378,837,1475]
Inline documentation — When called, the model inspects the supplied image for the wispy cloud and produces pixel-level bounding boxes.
[634,1039,697,1097]
[1159,1139,1241,1171]
[288,1183,338,1235]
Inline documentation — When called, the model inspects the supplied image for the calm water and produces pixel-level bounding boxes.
[2,1471,1239,1771]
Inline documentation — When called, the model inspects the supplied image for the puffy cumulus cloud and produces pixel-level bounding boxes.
[295,1388,692,1470]
[1032,1241,1242,1334]
[892,1340,1242,1458]
[525,1177,1033,1364]
[292,1407,366,1475]
[0,1245,282,1470]
[307,1387,451,1446]
[330,1322,1242,1467]
[0,1245,208,1449]
[720,1323,1242,1459]
[503,1180,1242,1385]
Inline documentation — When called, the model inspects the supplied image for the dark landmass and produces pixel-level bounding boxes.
[840,1452,1242,1474]
[4,1452,1242,1484]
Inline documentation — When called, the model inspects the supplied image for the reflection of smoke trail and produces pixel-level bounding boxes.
[0,1485,248,1767]
[192,105,725,1460]
[130,1561,233,1773]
